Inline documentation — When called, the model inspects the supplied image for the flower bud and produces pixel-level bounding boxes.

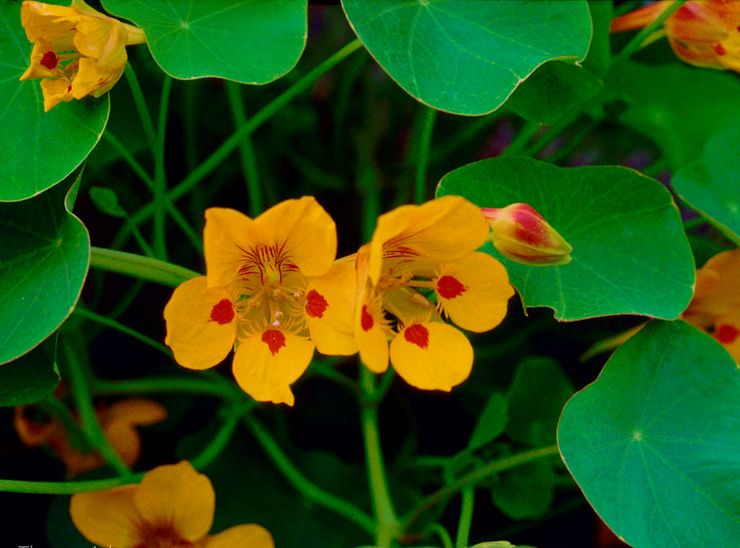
[481,203,573,266]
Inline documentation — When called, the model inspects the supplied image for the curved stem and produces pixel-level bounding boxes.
[226,81,263,217]
[0,475,143,495]
[613,0,686,64]
[90,247,199,287]
[124,64,156,152]
[415,106,436,204]
[425,523,454,548]
[91,376,241,400]
[152,76,173,260]
[455,486,475,548]
[191,402,254,470]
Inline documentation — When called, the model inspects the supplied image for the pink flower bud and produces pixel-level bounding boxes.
[481,203,573,266]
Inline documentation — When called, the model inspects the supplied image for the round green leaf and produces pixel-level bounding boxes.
[558,320,740,547]
[341,0,592,115]
[0,176,90,364]
[102,0,308,84]
[0,4,110,202]
[491,459,556,520]
[468,392,508,451]
[673,128,740,244]
[437,157,695,321]
[0,335,59,407]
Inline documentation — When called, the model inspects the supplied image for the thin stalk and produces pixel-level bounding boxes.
[91,376,241,400]
[415,107,437,204]
[246,415,375,535]
[226,81,263,217]
[455,487,475,548]
[425,523,454,548]
[124,64,157,152]
[190,402,254,470]
[152,76,173,260]
[38,396,89,452]
[102,131,155,190]
[0,475,143,495]
[166,205,203,253]
[502,120,540,157]
[89,247,199,287]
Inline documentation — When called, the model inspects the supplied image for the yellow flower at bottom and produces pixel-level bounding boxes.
[70,461,274,548]
[164,197,356,406]
[354,196,514,390]
[19,0,146,111]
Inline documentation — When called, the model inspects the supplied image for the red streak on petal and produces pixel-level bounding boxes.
[210,299,235,325]
[40,51,58,69]
[305,289,328,318]
[404,324,429,349]
[261,329,286,355]
[714,324,739,344]
[361,305,374,332]
[714,43,727,55]
[437,275,466,299]
[513,206,548,246]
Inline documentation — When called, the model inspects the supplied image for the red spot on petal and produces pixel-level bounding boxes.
[261,329,286,355]
[40,51,58,69]
[437,275,466,299]
[210,299,234,325]
[361,305,374,332]
[404,324,429,349]
[714,324,739,344]
[305,289,328,318]
[714,43,727,55]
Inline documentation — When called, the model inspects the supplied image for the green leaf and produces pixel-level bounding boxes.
[491,459,556,520]
[89,186,126,218]
[0,335,59,407]
[0,4,110,202]
[506,357,573,447]
[437,157,695,321]
[468,392,508,451]
[341,0,592,115]
[558,320,740,547]
[0,175,90,364]
[102,0,308,84]
[673,128,740,244]
[606,61,740,168]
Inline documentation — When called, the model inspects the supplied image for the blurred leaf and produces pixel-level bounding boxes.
[491,458,556,520]
[437,157,695,321]
[89,186,126,218]
[0,4,110,201]
[581,0,612,77]
[468,392,508,451]
[506,357,573,447]
[606,60,740,167]
[0,174,90,364]
[0,335,59,406]
[672,128,740,243]
[341,0,592,115]
[102,0,308,84]
[558,320,740,547]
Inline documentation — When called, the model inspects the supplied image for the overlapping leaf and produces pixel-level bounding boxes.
[0,336,59,406]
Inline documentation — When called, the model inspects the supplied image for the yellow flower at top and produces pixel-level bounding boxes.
[610,0,740,73]
[19,0,146,111]
[164,197,356,406]
[682,248,740,363]
[70,461,274,548]
[355,196,514,391]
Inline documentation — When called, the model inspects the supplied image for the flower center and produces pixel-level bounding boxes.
[41,51,58,69]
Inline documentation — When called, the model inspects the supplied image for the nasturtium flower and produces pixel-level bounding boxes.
[70,461,274,548]
[14,397,166,476]
[354,196,514,391]
[682,248,740,363]
[165,197,356,406]
[610,0,740,73]
[19,0,146,111]
[482,203,573,266]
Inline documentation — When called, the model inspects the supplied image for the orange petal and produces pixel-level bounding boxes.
[205,524,275,548]
[164,276,237,370]
[204,208,264,288]
[436,252,514,332]
[610,1,672,33]
[232,330,314,405]
[13,406,55,446]
[368,196,488,284]
[134,461,215,542]
[712,314,740,364]
[70,484,142,546]
[390,322,473,391]
[256,196,337,277]
[103,399,167,467]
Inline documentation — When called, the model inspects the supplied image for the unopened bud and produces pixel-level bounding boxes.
[481,203,573,266]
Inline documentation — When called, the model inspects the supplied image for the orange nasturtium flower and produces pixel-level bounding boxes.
[610,0,740,73]
[19,0,146,111]
[354,196,514,391]
[165,197,356,406]
[14,397,166,476]
[70,461,274,548]
[682,248,740,363]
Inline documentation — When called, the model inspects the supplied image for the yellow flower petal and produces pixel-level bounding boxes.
[73,14,127,67]
[436,252,514,332]
[21,2,78,47]
[390,322,473,391]
[256,196,337,277]
[205,524,275,548]
[204,207,265,288]
[70,485,141,547]
[232,330,314,405]
[72,56,125,99]
[355,287,389,373]
[164,276,237,370]
[134,461,215,542]
[40,77,73,112]
[368,196,489,284]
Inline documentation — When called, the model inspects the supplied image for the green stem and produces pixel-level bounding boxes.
[38,396,89,452]
[0,475,143,495]
[502,119,541,157]
[246,415,375,535]
[153,76,173,260]
[102,131,155,190]
[425,523,454,548]
[613,0,686,64]
[166,205,203,253]
[402,445,559,531]
[89,247,199,287]
[360,367,399,546]
[433,114,498,164]
[124,64,157,152]
[415,107,436,204]
[91,376,241,400]
[455,486,475,548]
[191,402,254,470]
[226,81,263,217]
